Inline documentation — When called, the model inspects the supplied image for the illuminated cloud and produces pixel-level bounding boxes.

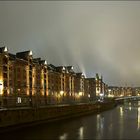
[0,1,140,86]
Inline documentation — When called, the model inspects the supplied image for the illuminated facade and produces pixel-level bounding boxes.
[95,73,103,97]
[108,86,133,97]
[48,64,62,104]
[0,47,10,107]
[74,73,86,102]
[47,65,76,104]
[135,87,140,96]
[0,47,48,107]
[48,65,87,104]
[0,46,109,108]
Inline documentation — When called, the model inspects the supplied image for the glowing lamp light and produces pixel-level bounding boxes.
[100,93,104,97]
[60,91,64,96]
[71,66,74,70]
[88,94,90,98]
[79,92,83,96]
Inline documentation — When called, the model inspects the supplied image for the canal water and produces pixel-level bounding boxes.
[1,101,140,139]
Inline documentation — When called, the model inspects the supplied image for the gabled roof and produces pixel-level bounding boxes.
[9,53,16,60]
[56,66,65,72]
[16,50,32,59]
[39,60,47,65]
[0,46,8,53]
[48,64,57,71]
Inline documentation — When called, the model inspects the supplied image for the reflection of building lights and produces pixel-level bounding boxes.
[79,127,84,139]
[59,133,68,140]
[138,105,140,130]
[88,94,90,98]
[120,107,123,117]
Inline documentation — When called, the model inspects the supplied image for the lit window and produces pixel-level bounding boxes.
[17,97,22,103]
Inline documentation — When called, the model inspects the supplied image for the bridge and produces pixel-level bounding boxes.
[115,96,140,101]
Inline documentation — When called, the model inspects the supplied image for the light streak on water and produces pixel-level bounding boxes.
[79,127,84,140]
[59,133,68,140]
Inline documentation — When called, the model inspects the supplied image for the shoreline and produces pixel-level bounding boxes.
[0,101,117,133]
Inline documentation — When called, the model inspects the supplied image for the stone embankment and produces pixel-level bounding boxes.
[0,100,117,132]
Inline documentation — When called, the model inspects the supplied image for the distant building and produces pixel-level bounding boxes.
[108,86,133,97]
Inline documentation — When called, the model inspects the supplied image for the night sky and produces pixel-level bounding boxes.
[0,1,140,86]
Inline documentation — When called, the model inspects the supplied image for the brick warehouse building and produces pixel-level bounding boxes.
[0,47,108,108]
[0,47,48,107]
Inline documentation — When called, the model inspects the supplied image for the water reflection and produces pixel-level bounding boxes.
[59,133,68,140]
[129,102,132,111]
[119,106,124,139]
[120,106,124,117]
[2,101,140,139]
[137,101,140,130]
[96,114,104,139]
[79,127,84,139]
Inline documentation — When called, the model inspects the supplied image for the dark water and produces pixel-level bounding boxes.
[1,101,140,139]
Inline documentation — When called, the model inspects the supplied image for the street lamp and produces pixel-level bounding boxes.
[60,91,64,96]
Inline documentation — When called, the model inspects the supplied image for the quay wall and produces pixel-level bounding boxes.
[0,101,116,131]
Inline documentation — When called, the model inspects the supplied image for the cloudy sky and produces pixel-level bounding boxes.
[0,1,140,86]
